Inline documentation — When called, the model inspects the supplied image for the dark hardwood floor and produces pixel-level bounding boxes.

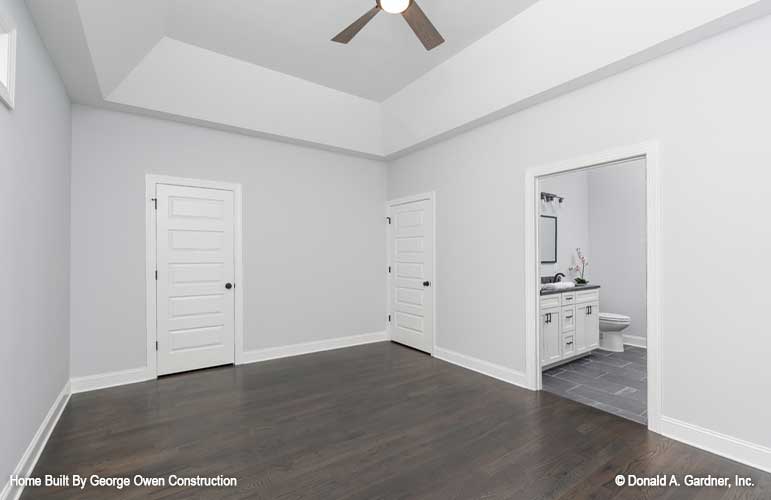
[24,342,770,499]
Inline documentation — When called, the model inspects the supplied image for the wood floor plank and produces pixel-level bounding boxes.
[21,342,771,499]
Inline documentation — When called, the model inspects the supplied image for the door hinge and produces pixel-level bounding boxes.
[155,341,158,351]
[155,270,158,280]
[151,198,157,210]
[388,314,392,323]
[388,266,391,274]
[386,217,391,224]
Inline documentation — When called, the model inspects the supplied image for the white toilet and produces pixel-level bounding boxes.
[599,313,631,352]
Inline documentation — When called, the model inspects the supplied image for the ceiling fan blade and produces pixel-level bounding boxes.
[402,1,444,51]
[332,6,381,44]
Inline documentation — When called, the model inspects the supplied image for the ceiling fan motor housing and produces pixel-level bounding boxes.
[377,0,412,15]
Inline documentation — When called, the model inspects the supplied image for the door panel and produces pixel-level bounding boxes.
[575,302,600,353]
[541,308,561,365]
[156,184,235,376]
[389,198,434,354]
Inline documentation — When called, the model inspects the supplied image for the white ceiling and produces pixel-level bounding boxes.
[28,0,539,103]
[26,0,769,158]
[164,0,539,101]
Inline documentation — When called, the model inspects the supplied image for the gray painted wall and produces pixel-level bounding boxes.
[0,0,71,488]
[588,159,647,341]
[388,16,771,448]
[70,106,388,378]
[539,171,590,278]
[540,160,647,342]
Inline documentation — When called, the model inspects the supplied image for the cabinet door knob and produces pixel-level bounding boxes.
[225,283,233,290]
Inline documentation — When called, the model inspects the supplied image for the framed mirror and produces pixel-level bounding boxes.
[539,215,557,264]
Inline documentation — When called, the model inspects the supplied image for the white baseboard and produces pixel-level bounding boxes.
[70,367,154,394]
[660,416,771,473]
[1,381,71,500]
[70,332,390,393]
[623,334,647,348]
[240,331,389,365]
[434,347,529,389]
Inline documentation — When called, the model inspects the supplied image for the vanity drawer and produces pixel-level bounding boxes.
[575,289,600,304]
[560,292,576,306]
[562,335,576,357]
[540,295,561,309]
[561,307,576,332]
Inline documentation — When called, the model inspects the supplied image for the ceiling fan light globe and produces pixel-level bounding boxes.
[379,0,410,14]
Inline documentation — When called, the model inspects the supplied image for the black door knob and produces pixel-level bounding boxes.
[225,283,233,290]
[423,281,431,287]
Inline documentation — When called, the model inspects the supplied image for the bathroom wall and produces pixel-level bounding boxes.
[539,160,647,344]
[539,171,589,279]
[588,159,647,344]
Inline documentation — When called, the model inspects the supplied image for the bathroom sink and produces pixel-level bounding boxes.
[541,282,576,291]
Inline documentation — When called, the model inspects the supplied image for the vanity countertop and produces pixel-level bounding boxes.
[540,284,601,296]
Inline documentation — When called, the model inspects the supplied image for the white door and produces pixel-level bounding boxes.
[156,184,235,376]
[388,196,434,354]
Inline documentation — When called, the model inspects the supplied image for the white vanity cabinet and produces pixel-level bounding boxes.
[540,288,600,368]
[575,302,600,353]
[541,306,562,365]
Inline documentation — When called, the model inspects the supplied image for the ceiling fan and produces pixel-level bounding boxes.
[332,0,445,51]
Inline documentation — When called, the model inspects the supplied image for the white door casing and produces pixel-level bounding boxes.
[525,141,661,434]
[155,184,236,375]
[388,193,435,354]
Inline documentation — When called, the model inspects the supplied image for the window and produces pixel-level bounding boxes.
[0,12,16,109]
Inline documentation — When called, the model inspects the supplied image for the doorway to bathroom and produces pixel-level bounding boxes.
[524,142,662,432]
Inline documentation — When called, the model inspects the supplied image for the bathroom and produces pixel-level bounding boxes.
[538,158,647,424]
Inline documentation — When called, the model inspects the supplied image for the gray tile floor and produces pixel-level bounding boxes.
[542,346,647,425]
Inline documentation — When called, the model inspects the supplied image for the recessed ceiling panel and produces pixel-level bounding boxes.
[77,0,170,95]
[165,0,539,101]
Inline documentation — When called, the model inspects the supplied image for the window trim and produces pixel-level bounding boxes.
[0,12,17,109]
